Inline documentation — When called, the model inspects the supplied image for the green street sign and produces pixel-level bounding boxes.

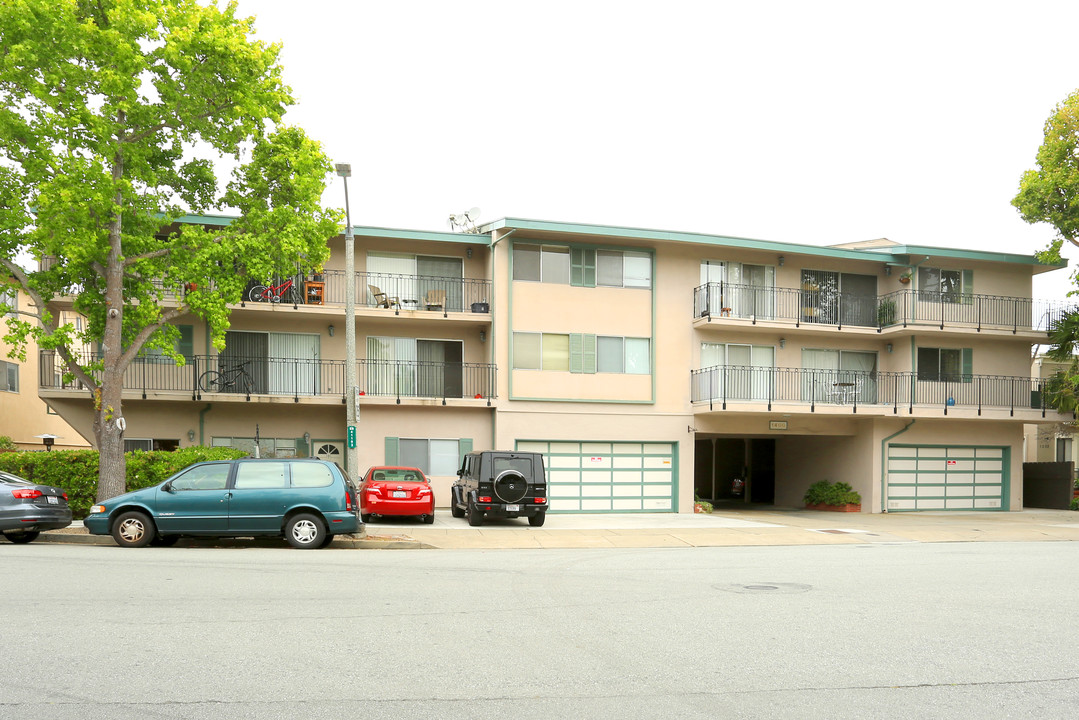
[347,425,356,449]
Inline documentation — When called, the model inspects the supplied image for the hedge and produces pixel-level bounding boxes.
[0,447,248,519]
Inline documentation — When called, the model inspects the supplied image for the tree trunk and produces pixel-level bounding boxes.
[93,380,126,502]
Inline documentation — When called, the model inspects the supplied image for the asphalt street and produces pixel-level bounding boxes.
[4,542,1079,719]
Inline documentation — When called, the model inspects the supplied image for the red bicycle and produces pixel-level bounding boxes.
[248,278,299,303]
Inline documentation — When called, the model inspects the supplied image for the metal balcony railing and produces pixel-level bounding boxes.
[39,351,497,404]
[693,282,1069,333]
[303,270,491,314]
[690,364,1056,416]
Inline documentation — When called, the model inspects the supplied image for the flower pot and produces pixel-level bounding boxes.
[899,276,911,284]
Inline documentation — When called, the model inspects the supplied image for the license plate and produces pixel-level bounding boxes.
[392,491,406,498]
[506,504,520,512]
[47,496,59,505]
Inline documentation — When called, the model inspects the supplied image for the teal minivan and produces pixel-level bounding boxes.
[85,459,360,549]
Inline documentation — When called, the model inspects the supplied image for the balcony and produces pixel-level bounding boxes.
[693,282,1066,334]
[38,352,497,405]
[690,364,1063,417]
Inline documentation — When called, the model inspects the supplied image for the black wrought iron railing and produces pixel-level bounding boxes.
[39,351,497,403]
[690,364,1054,416]
[319,270,491,314]
[693,282,1069,333]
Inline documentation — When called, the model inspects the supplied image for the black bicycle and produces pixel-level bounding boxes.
[199,361,254,394]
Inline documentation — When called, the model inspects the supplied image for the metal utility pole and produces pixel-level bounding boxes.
[335,163,358,477]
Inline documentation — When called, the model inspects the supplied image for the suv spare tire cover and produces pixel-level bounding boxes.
[493,470,528,503]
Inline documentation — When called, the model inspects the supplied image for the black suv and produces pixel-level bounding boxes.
[451,451,548,527]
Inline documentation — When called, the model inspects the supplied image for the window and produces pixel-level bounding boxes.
[124,438,179,452]
[0,290,16,318]
[140,324,194,363]
[211,436,307,458]
[291,463,334,488]
[1056,437,1073,463]
[1,361,17,392]
[513,244,569,283]
[917,347,972,382]
[701,343,776,401]
[234,462,287,489]
[399,439,462,476]
[515,245,651,288]
[918,267,973,303]
[512,332,569,370]
[170,463,230,491]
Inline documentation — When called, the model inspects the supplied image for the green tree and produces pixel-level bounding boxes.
[1014,90,1079,268]
[0,0,340,501]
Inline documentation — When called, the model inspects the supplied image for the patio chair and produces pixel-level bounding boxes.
[424,289,446,311]
[368,284,398,309]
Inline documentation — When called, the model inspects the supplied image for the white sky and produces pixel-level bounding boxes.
[233,0,1079,300]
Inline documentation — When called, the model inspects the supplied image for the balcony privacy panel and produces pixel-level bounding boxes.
[222,331,268,393]
[268,333,320,395]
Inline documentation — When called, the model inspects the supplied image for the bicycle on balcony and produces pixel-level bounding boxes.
[248,277,300,304]
[199,361,254,394]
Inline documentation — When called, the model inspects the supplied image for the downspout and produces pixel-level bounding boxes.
[880,420,915,512]
[198,404,212,446]
[488,228,516,449]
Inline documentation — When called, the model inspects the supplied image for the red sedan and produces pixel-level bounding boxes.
[359,466,435,524]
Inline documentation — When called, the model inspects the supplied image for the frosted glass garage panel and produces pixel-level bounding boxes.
[887,445,1006,512]
[518,439,675,513]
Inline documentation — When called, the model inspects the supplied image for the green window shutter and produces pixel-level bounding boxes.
[570,248,596,287]
[582,333,596,373]
[961,348,973,383]
[569,333,597,373]
[961,270,974,305]
[458,438,473,466]
[295,437,309,458]
[177,325,194,360]
[384,437,399,465]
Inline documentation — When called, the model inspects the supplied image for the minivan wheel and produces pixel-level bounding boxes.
[3,530,40,544]
[113,511,155,548]
[528,512,546,527]
[467,501,484,527]
[285,513,326,549]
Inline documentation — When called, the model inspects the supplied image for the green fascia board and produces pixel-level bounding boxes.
[481,218,883,262]
[865,245,1066,270]
[480,217,1066,270]
[349,226,491,245]
[174,213,235,227]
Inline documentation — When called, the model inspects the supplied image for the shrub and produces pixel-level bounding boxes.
[0,435,16,451]
[1070,497,1079,511]
[803,480,862,507]
[0,446,248,518]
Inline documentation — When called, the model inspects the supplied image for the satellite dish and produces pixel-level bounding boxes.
[465,207,481,221]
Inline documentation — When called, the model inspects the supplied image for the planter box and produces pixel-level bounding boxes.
[471,302,489,313]
[693,502,712,514]
[806,502,862,513]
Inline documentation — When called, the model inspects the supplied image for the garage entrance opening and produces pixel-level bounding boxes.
[694,438,775,505]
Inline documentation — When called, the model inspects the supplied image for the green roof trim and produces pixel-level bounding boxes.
[175,214,235,227]
[349,226,490,245]
[479,217,1066,269]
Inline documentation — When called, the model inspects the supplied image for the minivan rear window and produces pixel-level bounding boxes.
[291,463,333,488]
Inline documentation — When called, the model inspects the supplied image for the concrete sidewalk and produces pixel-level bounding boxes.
[31,507,1079,550]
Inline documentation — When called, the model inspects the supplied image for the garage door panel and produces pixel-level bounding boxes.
[523,440,674,513]
[887,445,1006,512]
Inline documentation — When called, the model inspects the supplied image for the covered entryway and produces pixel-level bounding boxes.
[886,445,1008,511]
[694,437,775,505]
[517,441,676,512]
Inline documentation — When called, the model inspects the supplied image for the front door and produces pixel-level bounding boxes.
[227,461,290,532]
[154,462,231,533]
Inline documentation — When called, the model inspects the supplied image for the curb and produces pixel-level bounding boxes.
[32,531,433,550]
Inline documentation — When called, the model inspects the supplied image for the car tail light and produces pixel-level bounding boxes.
[345,490,353,512]
[478,496,492,503]
[534,497,545,503]
[11,489,42,499]
[62,492,68,501]
[418,487,432,496]
[367,486,382,496]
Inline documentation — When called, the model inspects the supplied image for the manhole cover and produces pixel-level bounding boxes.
[717,582,812,594]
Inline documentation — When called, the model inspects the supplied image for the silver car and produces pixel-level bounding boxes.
[0,470,72,543]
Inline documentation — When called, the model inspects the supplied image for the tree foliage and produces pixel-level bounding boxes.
[0,0,341,500]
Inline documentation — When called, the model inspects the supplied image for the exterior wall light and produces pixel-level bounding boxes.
[328,325,335,337]
[187,429,196,442]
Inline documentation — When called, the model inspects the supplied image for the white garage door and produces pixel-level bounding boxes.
[886,445,1007,511]
[516,441,676,513]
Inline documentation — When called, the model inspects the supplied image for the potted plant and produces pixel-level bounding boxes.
[693,495,713,514]
[898,271,912,285]
[877,298,897,326]
[803,480,862,512]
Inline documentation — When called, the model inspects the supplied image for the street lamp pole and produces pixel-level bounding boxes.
[335,163,358,478]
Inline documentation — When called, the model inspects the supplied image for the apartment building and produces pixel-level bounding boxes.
[36,217,1071,512]
[0,287,91,451]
